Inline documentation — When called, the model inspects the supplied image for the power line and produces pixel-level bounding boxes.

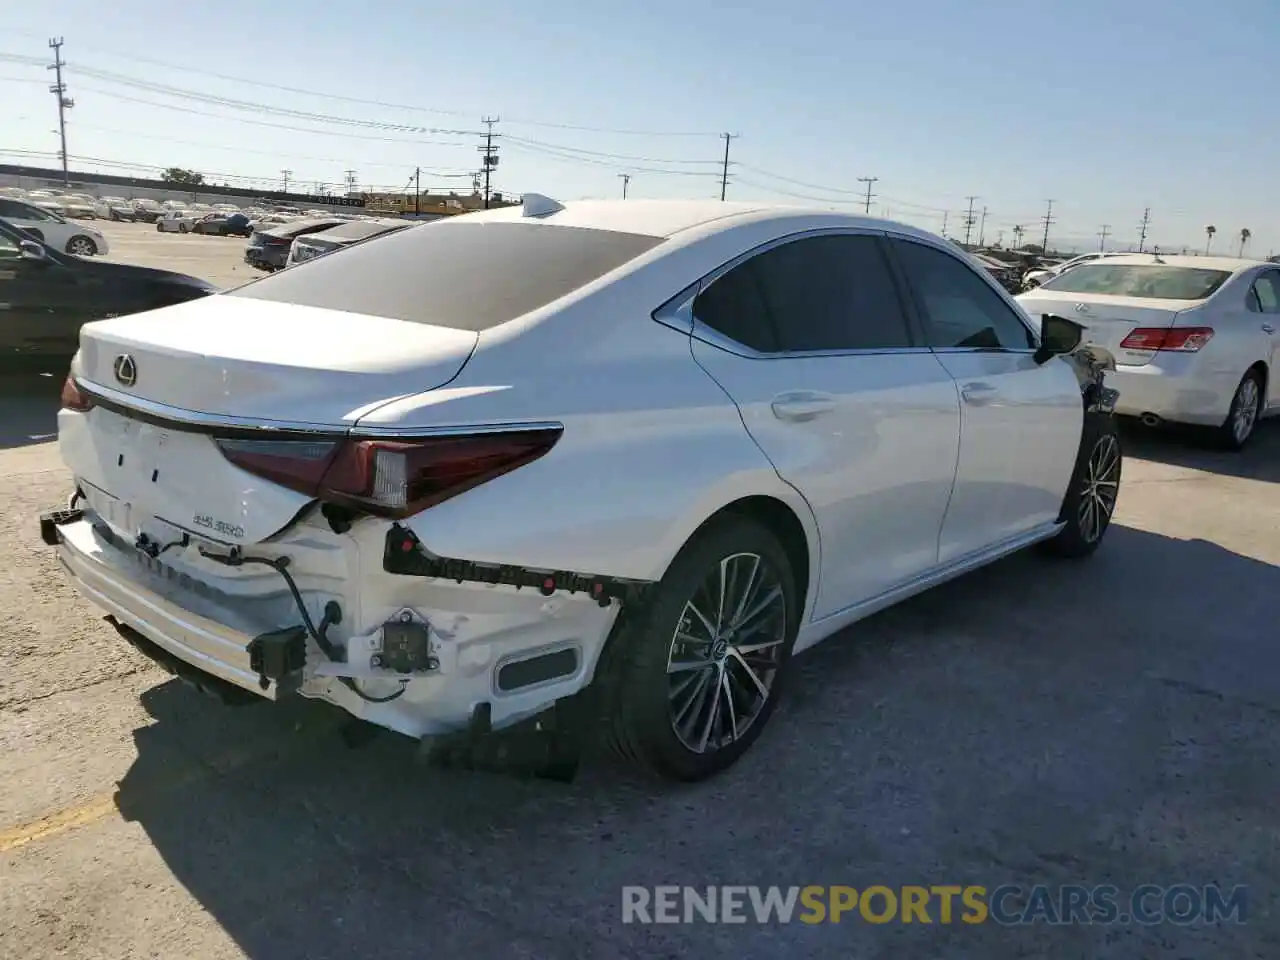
[856,176,878,214]
[1137,208,1151,252]
[501,133,720,166]
[719,133,737,201]
[502,139,720,178]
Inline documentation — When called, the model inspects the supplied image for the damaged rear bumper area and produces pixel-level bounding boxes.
[39,507,650,756]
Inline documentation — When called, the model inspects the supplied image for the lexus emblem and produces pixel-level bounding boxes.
[113,354,137,387]
[1074,303,1092,314]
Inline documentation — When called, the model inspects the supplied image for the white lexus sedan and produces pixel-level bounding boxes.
[42,198,1122,781]
[1018,254,1278,449]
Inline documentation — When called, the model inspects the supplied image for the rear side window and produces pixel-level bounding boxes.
[893,239,1035,350]
[1251,272,1280,313]
[692,234,913,353]
[230,221,663,330]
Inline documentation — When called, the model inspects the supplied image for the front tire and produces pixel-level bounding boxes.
[596,516,798,781]
[178,222,190,233]
[65,235,97,256]
[1216,369,1263,451]
[1041,415,1122,558]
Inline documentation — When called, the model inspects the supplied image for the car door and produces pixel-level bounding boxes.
[0,239,89,362]
[686,231,962,622]
[1246,270,1280,413]
[886,236,1082,564]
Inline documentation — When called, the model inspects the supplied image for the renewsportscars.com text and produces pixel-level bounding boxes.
[621,884,1248,926]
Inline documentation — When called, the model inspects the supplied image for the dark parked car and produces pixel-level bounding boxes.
[244,217,348,272]
[285,217,412,267]
[192,212,252,237]
[0,217,217,371]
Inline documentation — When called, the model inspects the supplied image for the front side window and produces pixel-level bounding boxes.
[692,233,914,353]
[1040,264,1230,300]
[893,239,1035,350]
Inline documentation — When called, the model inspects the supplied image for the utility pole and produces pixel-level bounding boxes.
[962,196,979,246]
[856,176,878,214]
[941,211,949,237]
[617,173,631,199]
[414,166,421,215]
[719,133,736,201]
[280,169,292,193]
[1098,224,1111,252]
[1137,207,1151,253]
[978,206,988,247]
[479,116,500,209]
[47,38,73,185]
[1040,199,1055,253]
[343,169,357,196]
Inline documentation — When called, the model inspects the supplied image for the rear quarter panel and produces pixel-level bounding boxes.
[356,281,821,607]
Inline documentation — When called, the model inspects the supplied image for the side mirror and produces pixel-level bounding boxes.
[1035,314,1084,364]
[19,239,47,263]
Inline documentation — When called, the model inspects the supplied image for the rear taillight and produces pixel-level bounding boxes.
[60,375,94,412]
[1119,327,1214,352]
[215,429,561,518]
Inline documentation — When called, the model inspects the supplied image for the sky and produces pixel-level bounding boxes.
[2,0,1278,254]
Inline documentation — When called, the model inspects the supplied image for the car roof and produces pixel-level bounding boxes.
[1073,253,1264,273]
[454,198,941,245]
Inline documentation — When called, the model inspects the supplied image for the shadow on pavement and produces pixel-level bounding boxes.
[0,371,64,449]
[1119,417,1280,483]
[113,525,1280,959]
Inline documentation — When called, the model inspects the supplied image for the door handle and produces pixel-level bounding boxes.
[771,391,837,421]
[960,382,999,406]
[1262,323,1276,334]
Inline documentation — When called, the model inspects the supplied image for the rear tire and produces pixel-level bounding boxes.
[1041,414,1122,559]
[1216,369,1264,451]
[595,516,798,782]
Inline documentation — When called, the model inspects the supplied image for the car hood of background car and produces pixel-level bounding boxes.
[260,217,347,239]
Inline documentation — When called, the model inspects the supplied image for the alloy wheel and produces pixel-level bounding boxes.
[1078,434,1120,544]
[1232,378,1260,445]
[666,552,788,754]
[67,237,95,256]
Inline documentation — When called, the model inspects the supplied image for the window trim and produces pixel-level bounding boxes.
[652,227,931,360]
[882,231,1041,355]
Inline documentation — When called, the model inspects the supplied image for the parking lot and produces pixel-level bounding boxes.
[1,228,1278,958]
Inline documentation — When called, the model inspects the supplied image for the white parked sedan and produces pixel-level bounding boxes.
[42,198,1121,781]
[0,197,109,255]
[155,210,199,233]
[1018,254,1278,448]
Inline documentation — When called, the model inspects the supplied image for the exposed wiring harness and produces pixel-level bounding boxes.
[199,547,407,703]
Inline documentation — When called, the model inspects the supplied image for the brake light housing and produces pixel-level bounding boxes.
[216,428,562,519]
[60,375,94,412]
[1119,327,1214,352]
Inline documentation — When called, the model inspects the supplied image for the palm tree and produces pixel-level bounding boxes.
[1205,224,1216,255]
[1239,228,1252,257]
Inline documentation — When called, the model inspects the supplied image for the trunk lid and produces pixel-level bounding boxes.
[1015,290,1200,366]
[76,295,477,423]
[64,296,478,545]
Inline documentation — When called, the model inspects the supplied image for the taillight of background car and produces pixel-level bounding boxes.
[1119,327,1215,352]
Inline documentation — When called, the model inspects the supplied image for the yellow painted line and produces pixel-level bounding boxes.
[0,792,118,854]
[0,716,344,855]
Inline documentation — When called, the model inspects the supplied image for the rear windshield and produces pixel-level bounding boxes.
[229,221,664,330]
[1041,264,1231,300]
